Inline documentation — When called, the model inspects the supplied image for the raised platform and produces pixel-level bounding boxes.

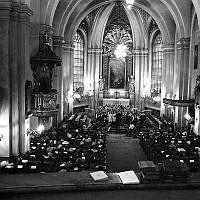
[1,171,200,195]
[103,98,130,106]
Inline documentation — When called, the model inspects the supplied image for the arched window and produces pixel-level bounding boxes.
[73,32,84,91]
[151,32,163,97]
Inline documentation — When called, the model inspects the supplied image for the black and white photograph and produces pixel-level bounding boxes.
[0,0,200,200]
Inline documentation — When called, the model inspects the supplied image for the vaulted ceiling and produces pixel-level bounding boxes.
[29,0,199,46]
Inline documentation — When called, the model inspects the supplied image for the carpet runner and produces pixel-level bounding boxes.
[106,132,147,173]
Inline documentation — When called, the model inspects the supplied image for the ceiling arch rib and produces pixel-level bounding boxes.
[39,0,50,24]
[36,0,198,45]
[138,0,176,43]
[55,0,173,46]
[125,6,148,48]
[161,0,192,38]
[44,0,59,26]
[52,0,82,36]
[88,4,114,48]
[132,2,174,45]
[192,0,200,29]
[62,0,111,44]
[89,2,146,49]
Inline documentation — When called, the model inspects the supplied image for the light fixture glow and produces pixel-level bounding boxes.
[114,44,127,59]
[37,124,44,133]
[184,113,191,121]
[153,96,161,102]
[126,0,135,4]
[73,93,81,99]
[126,0,135,9]
[127,4,132,9]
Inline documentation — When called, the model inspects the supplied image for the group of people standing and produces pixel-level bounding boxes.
[96,104,147,135]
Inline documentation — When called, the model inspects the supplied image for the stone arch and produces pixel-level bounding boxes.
[192,0,200,28]
[159,0,191,38]
[50,0,175,46]
[188,9,199,99]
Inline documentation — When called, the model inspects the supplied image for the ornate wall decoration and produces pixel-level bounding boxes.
[79,19,89,35]
[103,28,133,56]
[102,1,134,97]
[30,41,61,118]
[128,75,135,93]
[98,75,105,91]
[136,7,151,34]
[87,6,102,28]
[148,18,158,38]
[104,1,132,37]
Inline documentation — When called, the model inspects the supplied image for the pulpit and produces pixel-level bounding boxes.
[30,36,61,131]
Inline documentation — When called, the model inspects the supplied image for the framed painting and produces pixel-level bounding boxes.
[109,58,126,89]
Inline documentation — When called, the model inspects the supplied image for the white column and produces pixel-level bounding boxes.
[94,48,102,109]
[63,44,74,115]
[161,44,175,117]
[87,48,103,109]
[18,4,32,154]
[0,1,32,157]
[174,38,190,127]
[53,36,64,122]
[133,49,142,109]
[142,49,149,96]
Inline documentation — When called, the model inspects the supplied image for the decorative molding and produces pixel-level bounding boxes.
[39,24,54,48]
[88,6,101,28]
[63,43,74,52]
[148,18,158,37]
[163,98,195,107]
[103,28,133,56]
[79,18,89,35]
[196,30,200,42]
[136,7,150,34]
[162,44,175,52]
[88,48,102,54]
[104,1,132,38]
[32,91,58,117]
[53,36,65,47]
[0,1,32,20]
[177,37,190,49]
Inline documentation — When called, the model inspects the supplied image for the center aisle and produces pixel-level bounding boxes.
[106,132,147,173]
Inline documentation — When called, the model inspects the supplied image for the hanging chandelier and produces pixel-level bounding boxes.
[125,0,135,9]
[114,44,128,59]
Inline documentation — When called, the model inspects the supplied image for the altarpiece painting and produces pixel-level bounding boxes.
[109,58,126,89]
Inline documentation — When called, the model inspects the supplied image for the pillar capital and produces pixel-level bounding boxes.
[132,49,142,55]
[0,1,32,20]
[88,48,103,55]
[177,38,190,49]
[162,44,175,52]
[196,30,200,42]
[53,35,65,47]
[63,43,74,52]
[133,49,148,56]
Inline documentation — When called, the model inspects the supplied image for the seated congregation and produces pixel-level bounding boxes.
[0,104,200,184]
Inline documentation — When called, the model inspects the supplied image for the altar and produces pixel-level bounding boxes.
[103,98,130,106]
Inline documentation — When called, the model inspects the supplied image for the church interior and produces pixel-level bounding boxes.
[1,0,200,199]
